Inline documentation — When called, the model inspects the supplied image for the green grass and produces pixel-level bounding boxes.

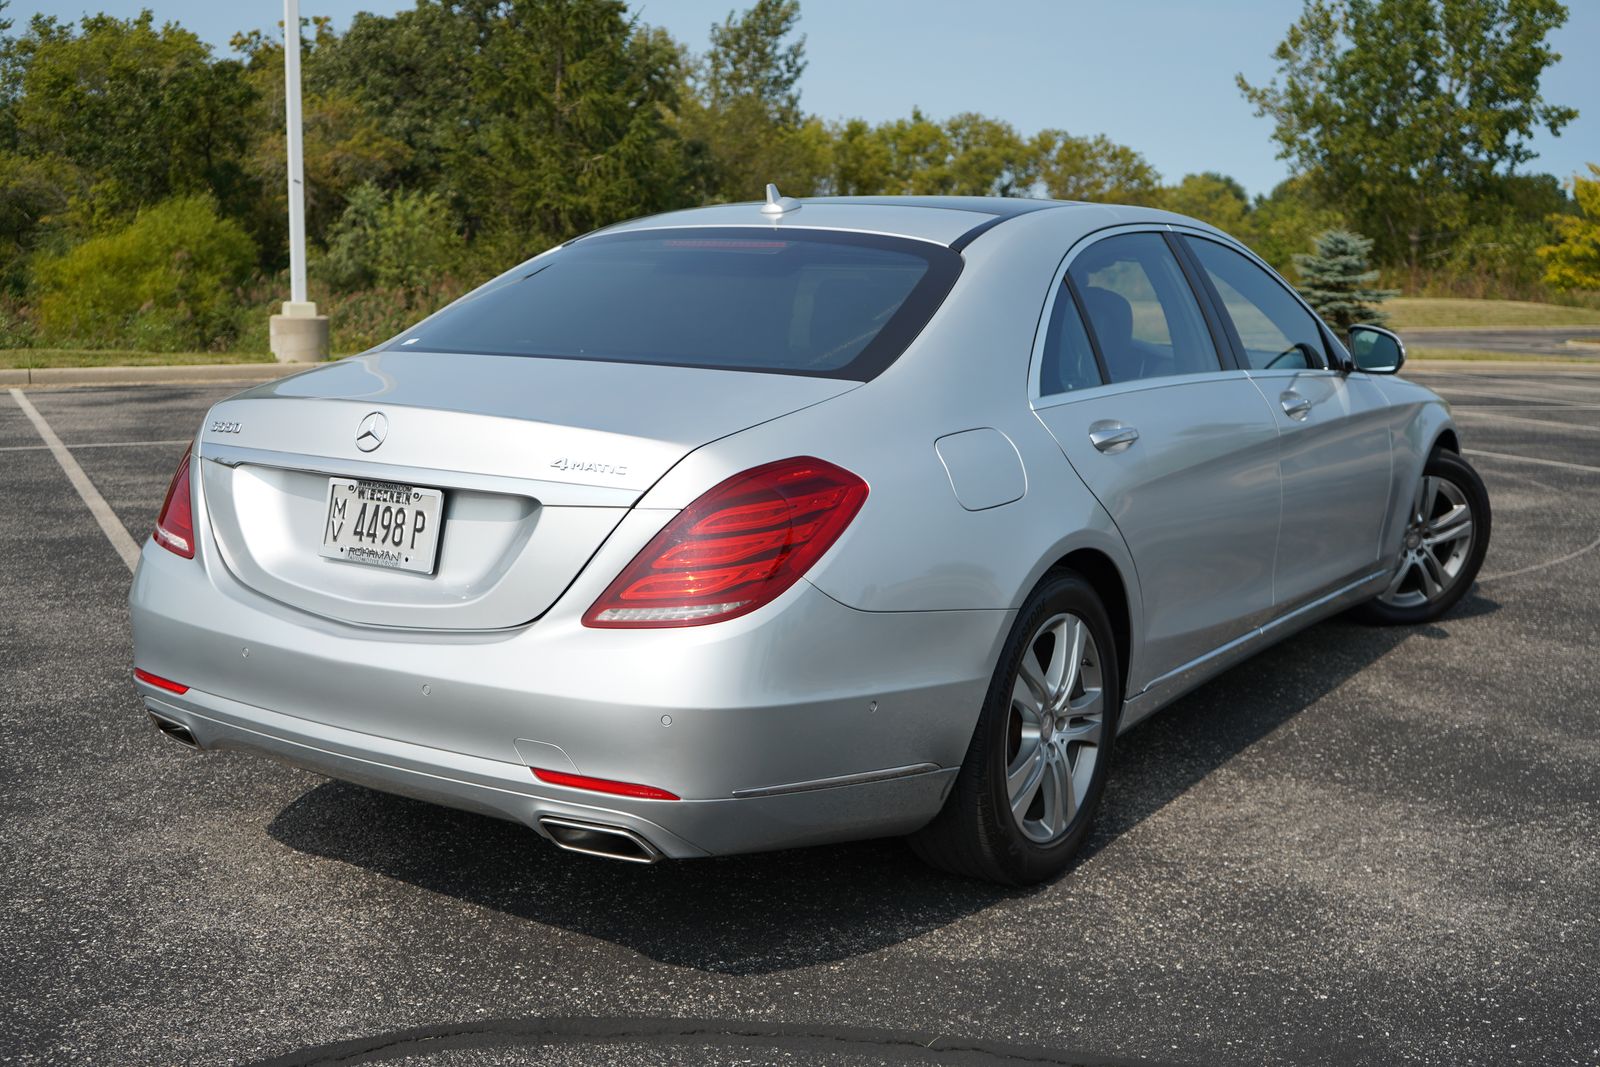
[1406,347,1599,363]
[0,348,275,370]
[1386,298,1600,329]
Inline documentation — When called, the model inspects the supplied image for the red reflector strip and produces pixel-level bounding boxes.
[532,767,680,801]
[133,668,189,695]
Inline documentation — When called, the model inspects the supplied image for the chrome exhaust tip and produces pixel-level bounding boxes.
[148,711,200,750]
[538,816,663,864]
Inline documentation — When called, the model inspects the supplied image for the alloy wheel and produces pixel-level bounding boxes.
[1005,613,1105,844]
[1378,472,1476,608]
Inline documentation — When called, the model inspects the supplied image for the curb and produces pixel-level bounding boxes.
[1,362,311,388]
[1403,358,1599,373]
[1400,325,1600,335]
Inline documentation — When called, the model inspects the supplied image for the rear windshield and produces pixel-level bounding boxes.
[388,228,963,380]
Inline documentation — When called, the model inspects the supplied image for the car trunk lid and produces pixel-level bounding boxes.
[195,350,857,630]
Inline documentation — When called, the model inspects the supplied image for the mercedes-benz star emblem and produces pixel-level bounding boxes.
[355,412,388,452]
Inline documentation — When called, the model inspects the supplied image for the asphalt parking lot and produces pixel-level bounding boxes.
[2,367,1597,1067]
[1400,325,1600,357]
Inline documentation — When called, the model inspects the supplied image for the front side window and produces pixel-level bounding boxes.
[1067,233,1221,383]
[1184,237,1329,371]
[390,228,963,380]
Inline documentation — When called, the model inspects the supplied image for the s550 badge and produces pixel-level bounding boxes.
[209,419,242,434]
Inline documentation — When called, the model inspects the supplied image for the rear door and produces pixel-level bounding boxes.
[1031,231,1282,683]
[1179,234,1394,608]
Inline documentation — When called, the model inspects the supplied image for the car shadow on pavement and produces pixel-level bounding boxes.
[267,592,1499,977]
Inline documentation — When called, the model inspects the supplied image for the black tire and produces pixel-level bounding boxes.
[909,571,1121,885]
[1354,448,1491,626]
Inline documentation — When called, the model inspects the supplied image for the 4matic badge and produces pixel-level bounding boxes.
[551,457,629,477]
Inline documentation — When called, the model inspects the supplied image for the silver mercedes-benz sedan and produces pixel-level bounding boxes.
[129,192,1490,884]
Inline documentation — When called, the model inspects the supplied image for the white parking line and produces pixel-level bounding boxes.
[1464,447,1600,475]
[1481,532,1600,582]
[9,388,142,573]
[0,438,190,453]
[1452,408,1600,434]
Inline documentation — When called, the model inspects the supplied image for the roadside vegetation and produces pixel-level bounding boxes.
[0,0,1595,362]
[1386,298,1600,329]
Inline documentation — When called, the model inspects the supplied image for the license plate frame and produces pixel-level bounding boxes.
[319,477,444,575]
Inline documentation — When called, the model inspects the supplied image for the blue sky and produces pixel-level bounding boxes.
[15,0,1598,197]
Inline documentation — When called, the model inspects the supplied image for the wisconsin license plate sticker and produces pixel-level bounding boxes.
[319,478,444,574]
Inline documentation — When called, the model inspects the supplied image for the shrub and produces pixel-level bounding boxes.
[31,196,257,350]
[319,184,465,299]
[1540,164,1600,292]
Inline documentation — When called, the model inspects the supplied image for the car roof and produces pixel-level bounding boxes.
[588,195,1216,252]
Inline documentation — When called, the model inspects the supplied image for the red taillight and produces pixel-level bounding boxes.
[153,445,195,559]
[583,456,868,628]
[133,668,189,695]
[532,768,680,801]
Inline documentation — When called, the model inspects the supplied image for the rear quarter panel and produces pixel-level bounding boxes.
[635,207,1150,689]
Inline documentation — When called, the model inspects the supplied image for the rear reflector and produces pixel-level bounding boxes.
[133,668,189,695]
[532,767,680,801]
[583,456,868,628]
[153,445,196,559]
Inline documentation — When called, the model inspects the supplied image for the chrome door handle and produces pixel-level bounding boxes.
[1280,391,1312,420]
[1088,422,1140,454]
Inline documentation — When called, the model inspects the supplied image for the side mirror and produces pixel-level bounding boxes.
[1348,324,1405,374]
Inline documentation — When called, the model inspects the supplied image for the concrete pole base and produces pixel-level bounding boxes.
[269,302,330,363]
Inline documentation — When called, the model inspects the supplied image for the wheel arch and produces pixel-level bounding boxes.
[1432,427,1460,456]
[1050,547,1134,700]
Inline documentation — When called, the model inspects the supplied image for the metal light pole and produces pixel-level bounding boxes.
[269,0,330,362]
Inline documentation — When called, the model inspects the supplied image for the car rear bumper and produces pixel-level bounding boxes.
[128,537,1005,858]
[138,685,958,859]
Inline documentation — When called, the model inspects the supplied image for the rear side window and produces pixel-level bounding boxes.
[1039,280,1104,396]
[1184,237,1328,370]
[389,228,962,380]
[1068,233,1220,383]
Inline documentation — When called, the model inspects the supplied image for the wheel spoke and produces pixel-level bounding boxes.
[1053,619,1087,712]
[1041,620,1073,705]
[1383,554,1414,598]
[1425,505,1472,548]
[1008,745,1046,818]
[1017,646,1049,705]
[1069,685,1104,720]
[1417,476,1440,525]
[1047,751,1075,832]
[1418,550,1446,599]
[1011,675,1042,722]
[1058,716,1102,746]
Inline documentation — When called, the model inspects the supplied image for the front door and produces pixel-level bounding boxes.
[1180,235,1394,608]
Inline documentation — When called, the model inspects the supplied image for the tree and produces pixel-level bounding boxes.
[1293,229,1396,331]
[1239,0,1577,266]
[1539,164,1600,290]
[461,0,694,251]
[678,0,828,200]
[7,12,256,222]
[1031,130,1161,204]
[1161,172,1251,232]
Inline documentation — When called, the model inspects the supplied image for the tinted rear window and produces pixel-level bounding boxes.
[390,228,963,380]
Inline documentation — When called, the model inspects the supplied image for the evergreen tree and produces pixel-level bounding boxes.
[1293,229,1396,332]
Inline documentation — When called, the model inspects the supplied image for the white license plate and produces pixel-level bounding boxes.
[319,478,444,574]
